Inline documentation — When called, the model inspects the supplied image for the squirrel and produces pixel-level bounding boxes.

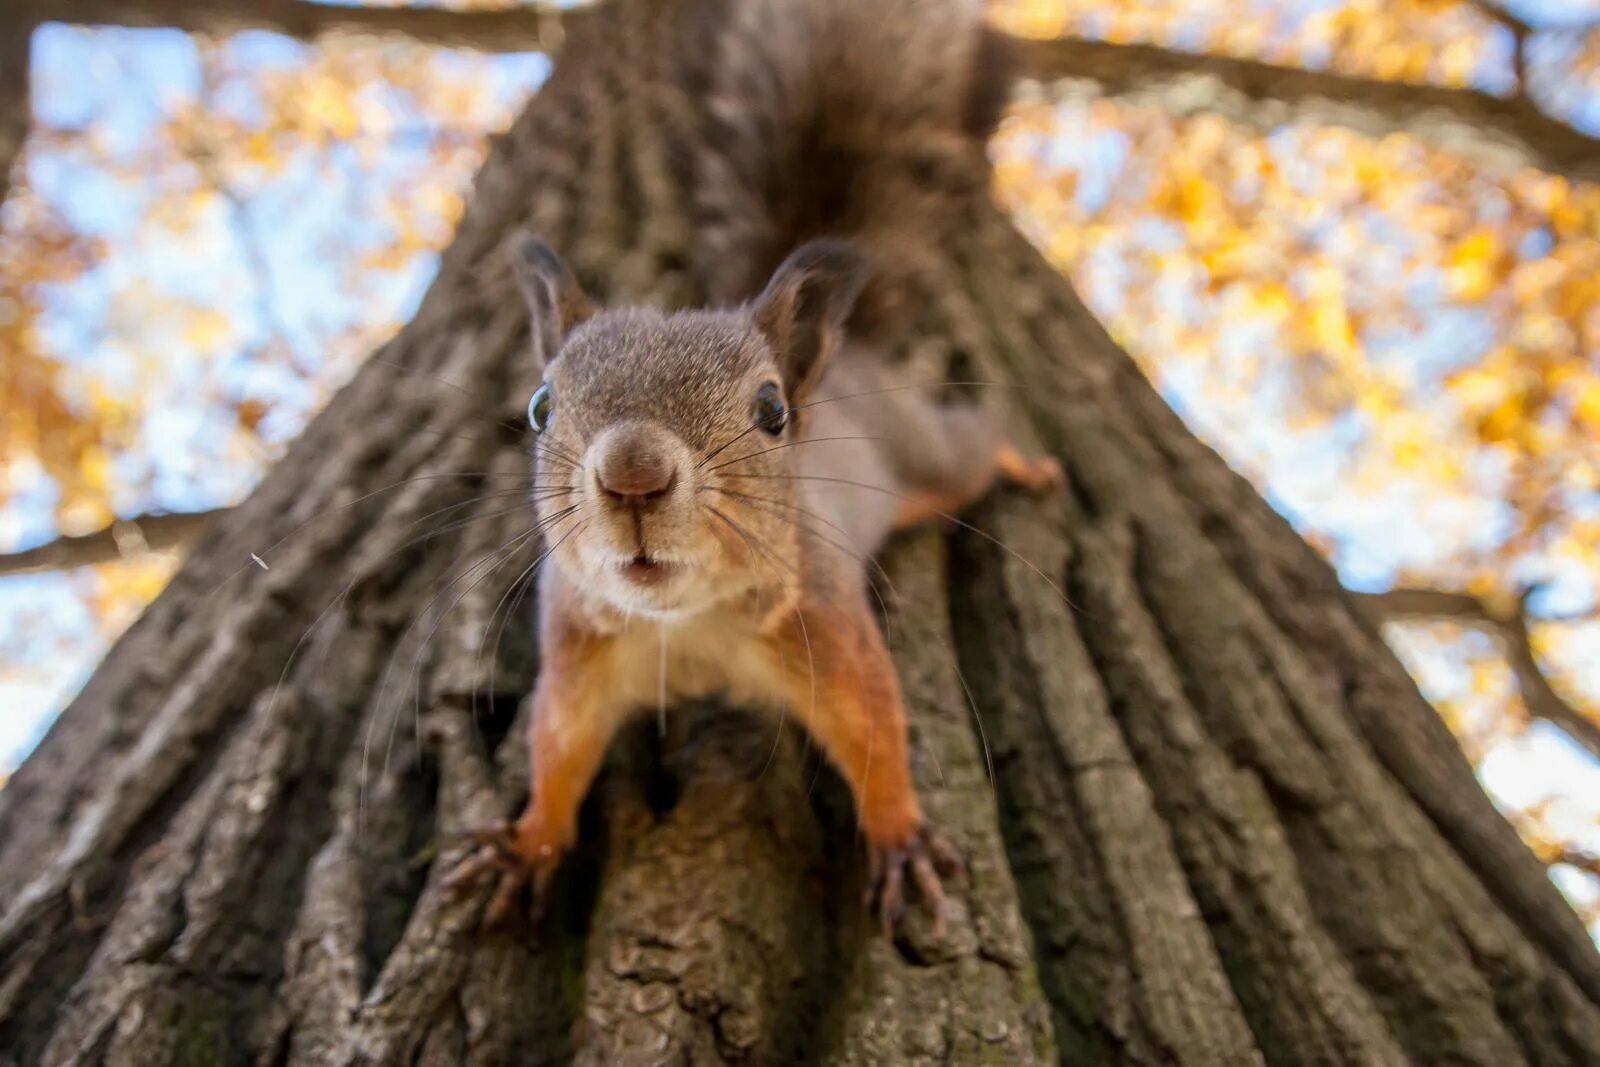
[445,236,1060,936]
[445,0,1056,936]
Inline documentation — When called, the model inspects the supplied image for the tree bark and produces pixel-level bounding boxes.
[36,0,570,54]
[1,1,1596,1065]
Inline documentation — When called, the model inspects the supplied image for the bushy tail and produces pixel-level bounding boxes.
[675,0,1013,335]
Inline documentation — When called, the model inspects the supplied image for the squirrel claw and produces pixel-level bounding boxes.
[443,821,560,928]
[1018,456,1064,493]
[867,827,964,940]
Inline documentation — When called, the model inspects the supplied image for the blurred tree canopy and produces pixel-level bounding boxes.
[0,0,1596,930]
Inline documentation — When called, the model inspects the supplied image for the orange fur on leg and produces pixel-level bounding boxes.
[891,442,1060,531]
[892,489,979,531]
[446,612,620,924]
[772,600,960,935]
[774,602,921,846]
[994,441,1062,492]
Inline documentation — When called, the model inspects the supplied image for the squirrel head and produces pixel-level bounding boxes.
[511,233,866,620]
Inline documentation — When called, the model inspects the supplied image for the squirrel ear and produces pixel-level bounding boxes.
[752,239,867,402]
[509,232,594,368]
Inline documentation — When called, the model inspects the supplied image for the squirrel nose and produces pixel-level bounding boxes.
[595,425,678,505]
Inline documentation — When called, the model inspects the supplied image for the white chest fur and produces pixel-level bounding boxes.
[599,604,792,717]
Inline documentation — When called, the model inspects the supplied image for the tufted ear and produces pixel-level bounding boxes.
[509,231,594,369]
[751,239,867,404]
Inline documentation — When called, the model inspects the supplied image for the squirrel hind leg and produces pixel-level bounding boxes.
[888,404,1060,530]
[993,441,1064,494]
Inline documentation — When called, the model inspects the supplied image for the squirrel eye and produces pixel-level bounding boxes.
[753,382,787,436]
[527,383,553,432]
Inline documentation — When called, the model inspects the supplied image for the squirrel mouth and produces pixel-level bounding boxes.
[621,555,674,585]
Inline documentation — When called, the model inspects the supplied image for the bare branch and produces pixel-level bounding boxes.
[0,14,34,211]
[1357,587,1600,765]
[39,1,1600,183]
[1010,35,1600,184]
[1470,0,1600,35]
[1549,846,1600,879]
[0,510,224,577]
[37,0,575,53]
[1467,0,1532,93]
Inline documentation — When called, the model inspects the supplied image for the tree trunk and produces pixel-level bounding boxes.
[2,1,1597,1064]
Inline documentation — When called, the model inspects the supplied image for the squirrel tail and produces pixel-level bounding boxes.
[675,0,1013,335]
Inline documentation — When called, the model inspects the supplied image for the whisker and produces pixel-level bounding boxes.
[705,435,886,473]
[273,493,555,732]
[473,504,585,719]
[696,381,1016,471]
[392,502,583,726]
[247,491,554,836]
[795,380,1015,414]
[707,486,899,651]
[365,359,587,461]
[704,504,815,781]
[401,487,567,543]
[473,508,588,735]
[717,471,1082,616]
[358,503,580,829]
[368,357,527,434]
[950,645,995,790]
[389,529,542,786]
[532,438,583,470]
[474,537,545,724]
[657,627,668,741]
[367,507,573,824]
[312,487,572,685]
[208,468,567,595]
[708,488,964,790]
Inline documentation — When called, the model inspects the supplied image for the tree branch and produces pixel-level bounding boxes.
[39,2,1600,182]
[1549,846,1600,879]
[37,0,574,53]
[1009,35,1600,184]
[1466,0,1532,94]
[0,510,224,577]
[1357,587,1600,765]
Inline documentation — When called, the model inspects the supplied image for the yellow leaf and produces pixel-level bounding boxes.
[1574,380,1600,431]
[182,308,232,351]
[1242,282,1292,322]
[1477,396,1524,443]
[244,131,276,167]
[1444,229,1502,301]
[1309,298,1356,357]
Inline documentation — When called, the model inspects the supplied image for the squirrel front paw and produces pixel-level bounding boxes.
[866,825,964,940]
[443,817,567,927]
